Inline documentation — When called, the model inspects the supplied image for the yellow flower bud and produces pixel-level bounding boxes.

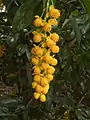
[33,66,41,75]
[43,54,52,63]
[46,38,56,48]
[32,82,37,89]
[41,62,49,70]
[50,33,59,42]
[34,16,43,27]
[40,77,48,87]
[49,8,60,19]
[36,84,43,93]
[34,92,40,99]
[43,23,52,32]
[42,84,49,94]
[51,45,59,53]
[50,58,58,66]
[33,75,41,83]
[48,18,58,26]
[31,46,43,56]
[40,94,46,102]
[45,74,53,83]
[32,57,39,65]
[33,34,42,43]
[47,66,55,74]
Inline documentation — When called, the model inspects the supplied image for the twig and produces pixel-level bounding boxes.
[26,97,34,108]
[78,92,87,104]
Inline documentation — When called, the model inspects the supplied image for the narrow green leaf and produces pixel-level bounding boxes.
[45,82,54,111]
[71,16,81,46]
[12,0,42,32]
[84,0,90,18]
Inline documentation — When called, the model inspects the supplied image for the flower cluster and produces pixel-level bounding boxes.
[0,0,3,7]
[0,45,6,57]
[31,5,60,102]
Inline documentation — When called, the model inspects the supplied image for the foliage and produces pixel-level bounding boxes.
[0,0,90,119]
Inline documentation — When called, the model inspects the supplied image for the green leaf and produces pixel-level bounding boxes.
[72,10,79,17]
[45,82,54,111]
[71,16,82,46]
[75,107,90,120]
[84,0,90,18]
[12,0,42,32]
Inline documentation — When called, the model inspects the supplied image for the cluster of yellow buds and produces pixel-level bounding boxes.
[0,45,6,57]
[0,0,3,8]
[31,5,61,102]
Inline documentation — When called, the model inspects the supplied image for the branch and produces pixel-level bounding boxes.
[78,91,87,105]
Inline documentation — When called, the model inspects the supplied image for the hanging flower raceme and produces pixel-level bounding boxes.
[31,4,61,102]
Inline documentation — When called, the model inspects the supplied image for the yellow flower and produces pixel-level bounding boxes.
[40,94,46,102]
[50,33,59,42]
[33,66,41,75]
[49,8,60,19]
[43,23,52,32]
[33,75,41,83]
[34,16,43,27]
[43,53,52,63]
[31,46,43,56]
[46,38,56,48]
[50,58,58,66]
[41,62,49,70]
[34,92,40,99]
[32,82,37,89]
[42,84,49,94]
[32,57,39,65]
[33,34,42,43]
[36,84,43,93]
[51,45,59,53]
[47,66,55,74]
[40,77,48,86]
[48,18,58,26]
[45,74,53,83]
